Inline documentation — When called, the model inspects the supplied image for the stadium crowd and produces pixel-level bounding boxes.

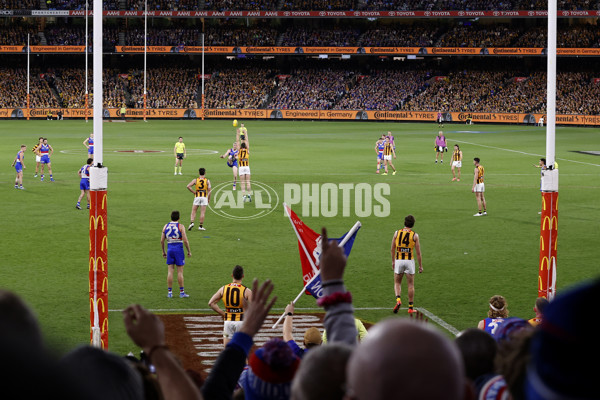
[279,26,361,47]
[268,67,354,110]
[204,66,275,109]
[1,58,600,116]
[3,21,600,49]
[1,226,595,400]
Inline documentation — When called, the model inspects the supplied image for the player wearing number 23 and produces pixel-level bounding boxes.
[161,210,192,299]
[208,265,253,346]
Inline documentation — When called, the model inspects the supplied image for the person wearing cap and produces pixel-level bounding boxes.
[525,279,599,400]
[283,302,322,358]
[239,338,300,400]
[477,295,509,335]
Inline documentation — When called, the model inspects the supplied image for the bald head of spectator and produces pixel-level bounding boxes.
[345,319,472,400]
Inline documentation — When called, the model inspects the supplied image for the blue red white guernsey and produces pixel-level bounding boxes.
[80,164,91,179]
[164,221,184,266]
[227,148,239,168]
[79,163,91,190]
[482,317,506,335]
[87,137,94,154]
[164,221,183,245]
[14,150,24,172]
[40,144,51,164]
[39,144,50,156]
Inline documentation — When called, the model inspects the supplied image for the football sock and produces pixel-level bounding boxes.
[168,287,172,293]
[180,287,185,294]
[396,296,401,304]
[178,167,182,174]
[175,166,178,173]
[408,302,414,310]
[77,201,81,206]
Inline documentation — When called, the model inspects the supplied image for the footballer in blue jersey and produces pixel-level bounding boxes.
[38,138,54,182]
[220,142,239,191]
[12,145,26,189]
[76,158,93,210]
[84,133,94,158]
[375,135,385,174]
[161,210,192,298]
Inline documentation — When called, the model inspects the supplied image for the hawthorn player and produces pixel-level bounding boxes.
[391,215,423,314]
[208,265,253,346]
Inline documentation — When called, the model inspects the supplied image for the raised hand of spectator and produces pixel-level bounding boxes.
[320,227,347,282]
[123,304,203,400]
[122,304,165,353]
[285,301,295,315]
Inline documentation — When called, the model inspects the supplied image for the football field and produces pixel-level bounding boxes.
[1,119,599,355]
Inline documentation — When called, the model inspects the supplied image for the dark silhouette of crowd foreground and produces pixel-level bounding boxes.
[1,227,597,400]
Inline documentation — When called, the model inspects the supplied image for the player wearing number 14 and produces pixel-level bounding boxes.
[208,265,253,346]
[390,215,423,314]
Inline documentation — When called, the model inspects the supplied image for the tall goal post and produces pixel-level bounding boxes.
[89,0,109,349]
[538,0,558,301]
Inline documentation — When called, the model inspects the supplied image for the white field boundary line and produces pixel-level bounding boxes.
[109,306,461,336]
[453,139,600,168]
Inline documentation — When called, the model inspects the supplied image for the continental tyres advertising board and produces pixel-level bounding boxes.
[3,108,600,126]
[2,46,600,56]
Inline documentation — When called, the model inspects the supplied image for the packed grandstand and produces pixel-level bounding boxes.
[1,0,599,117]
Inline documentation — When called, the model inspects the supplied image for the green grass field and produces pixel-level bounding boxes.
[1,119,599,355]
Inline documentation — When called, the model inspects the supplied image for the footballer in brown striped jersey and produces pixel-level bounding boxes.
[208,265,253,346]
[391,215,423,314]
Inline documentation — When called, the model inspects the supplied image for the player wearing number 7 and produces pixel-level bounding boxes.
[390,214,423,314]
[208,265,253,346]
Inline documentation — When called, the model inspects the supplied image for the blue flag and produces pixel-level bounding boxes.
[304,227,360,299]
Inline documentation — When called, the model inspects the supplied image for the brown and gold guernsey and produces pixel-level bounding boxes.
[452,150,461,161]
[222,283,247,321]
[195,177,208,198]
[238,148,249,167]
[476,165,485,184]
[395,228,416,260]
[32,143,41,154]
[384,142,393,156]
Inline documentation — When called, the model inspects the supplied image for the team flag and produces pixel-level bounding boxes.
[284,203,360,299]
[271,204,360,329]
